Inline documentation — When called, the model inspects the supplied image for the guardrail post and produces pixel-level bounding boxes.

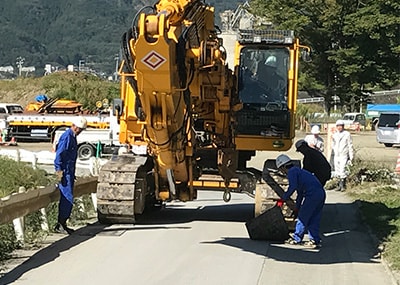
[12,218,24,244]
[31,153,37,169]
[16,149,21,162]
[40,208,49,231]
[12,186,26,244]
[37,187,49,231]
[88,157,99,211]
[89,157,100,176]
[91,193,97,211]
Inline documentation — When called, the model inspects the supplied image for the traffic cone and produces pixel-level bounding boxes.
[52,140,57,152]
[8,136,17,146]
[395,150,400,175]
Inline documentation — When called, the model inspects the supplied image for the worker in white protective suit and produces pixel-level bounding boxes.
[332,120,353,191]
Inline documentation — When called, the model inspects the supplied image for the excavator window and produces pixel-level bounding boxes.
[236,47,291,137]
[238,47,289,109]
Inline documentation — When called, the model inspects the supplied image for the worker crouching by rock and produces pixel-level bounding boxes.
[276,154,326,248]
[53,116,87,234]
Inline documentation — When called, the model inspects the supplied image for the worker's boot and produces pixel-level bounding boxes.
[54,218,75,235]
[342,178,347,191]
[337,179,344,192]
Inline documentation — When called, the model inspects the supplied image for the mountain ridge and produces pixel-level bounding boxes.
[0,0,240,76]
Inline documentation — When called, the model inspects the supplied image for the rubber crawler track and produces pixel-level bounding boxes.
[96,155,148,224]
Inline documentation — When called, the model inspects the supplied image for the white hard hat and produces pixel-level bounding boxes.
[72,116,87,129]
[276,154,291,168]
[311,125,320,134]
[336,119,345,126]
[265,55,277,67]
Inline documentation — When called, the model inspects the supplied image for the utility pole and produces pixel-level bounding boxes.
[16,56,25,77]
[78,60,85,72]
[114,54,119,81]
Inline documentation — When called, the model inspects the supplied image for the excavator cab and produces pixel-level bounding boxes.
[234,30,306,152]
[237,47,290,136]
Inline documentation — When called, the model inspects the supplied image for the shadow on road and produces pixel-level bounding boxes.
[0,224,106,285]
[134,196,391,266]
[1,194,396,283]
[200,200,387,266]
[136,201,255,225]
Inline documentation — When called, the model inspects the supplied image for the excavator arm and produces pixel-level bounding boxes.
[118,0,239,200]
[97,0,310,226]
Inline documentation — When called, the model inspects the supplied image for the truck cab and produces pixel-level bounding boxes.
[0,103,24,132]
[342,112,366,131]
[0,103,24,115]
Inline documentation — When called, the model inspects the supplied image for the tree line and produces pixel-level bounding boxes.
[250,0,400,112]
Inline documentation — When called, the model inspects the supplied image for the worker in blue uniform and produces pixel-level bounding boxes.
[54,116,87,234]
[276,154,326,248]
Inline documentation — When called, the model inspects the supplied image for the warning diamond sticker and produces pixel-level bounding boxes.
[141,51,167,70]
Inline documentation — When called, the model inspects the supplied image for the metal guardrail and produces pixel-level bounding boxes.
[297,89,400,103]
[0,177,98,225]
[297,97,325,103]
[369,89,400,97]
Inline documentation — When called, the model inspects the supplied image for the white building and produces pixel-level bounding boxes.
[0,66,14,73]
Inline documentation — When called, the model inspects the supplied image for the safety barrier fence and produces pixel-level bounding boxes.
[0,177,98,243]
[0,148,107,243]
[0,148,107,173]
[0,177,98,225]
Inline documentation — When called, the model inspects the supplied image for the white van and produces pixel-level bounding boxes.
[342,112,366,130]
[376,112,400,147]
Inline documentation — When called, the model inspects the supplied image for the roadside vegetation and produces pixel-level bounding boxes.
[345,160,400,270]
[0,156,95,265]
[325,158,400,271]
[0,72,119,110]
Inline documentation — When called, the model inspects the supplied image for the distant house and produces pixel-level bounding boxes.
[0,66,14,73]
[21,66,36,73]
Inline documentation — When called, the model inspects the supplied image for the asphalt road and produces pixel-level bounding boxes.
[0,190,396,285]
[1,130,399,284]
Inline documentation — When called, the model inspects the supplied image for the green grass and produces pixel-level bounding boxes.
[0,157,51,197]
[345,159,400,270]
[347,182,400,270]
[0,156,51,261]
[0,156,95,264]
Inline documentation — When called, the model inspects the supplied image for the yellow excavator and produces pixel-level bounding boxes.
[96,0,310,236]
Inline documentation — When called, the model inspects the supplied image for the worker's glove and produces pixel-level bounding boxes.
[56,170,63,182]
[291,208,299,218]
[347,160,353,167]
[276,199,285,207]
